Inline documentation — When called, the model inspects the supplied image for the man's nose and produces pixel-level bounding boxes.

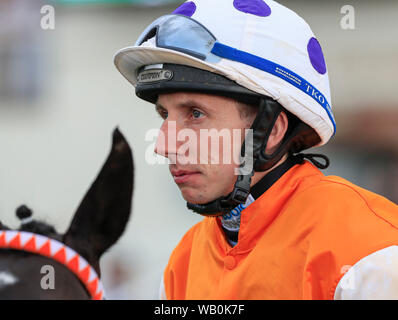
[154,120,178,161]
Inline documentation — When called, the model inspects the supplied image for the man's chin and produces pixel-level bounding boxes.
[179,183,234,205]
[180,188,213,205]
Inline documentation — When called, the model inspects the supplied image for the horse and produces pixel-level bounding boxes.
[0,128,134,299]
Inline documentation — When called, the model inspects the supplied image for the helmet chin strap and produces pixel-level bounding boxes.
[187,97,287,216]
[186,170,254,216]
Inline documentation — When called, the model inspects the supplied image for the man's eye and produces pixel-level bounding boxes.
[159,111,168,119]
[192,109,204,119]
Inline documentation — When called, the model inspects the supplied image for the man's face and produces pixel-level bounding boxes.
[155,92,255,205]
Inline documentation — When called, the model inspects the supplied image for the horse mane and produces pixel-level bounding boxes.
[18,220,59,238]
[0,216,60,258]
[0,205,60,240]
[0,220,59,238]
[0,221,10,230]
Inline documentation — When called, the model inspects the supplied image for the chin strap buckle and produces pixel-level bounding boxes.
[228,172,253,204]
[187,170,254,216]
[218,170,254,212]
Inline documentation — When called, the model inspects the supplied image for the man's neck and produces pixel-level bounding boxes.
[250,154,289,188]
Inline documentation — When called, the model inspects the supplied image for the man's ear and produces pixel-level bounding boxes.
[63,128,134,273]
[265,111,289,155]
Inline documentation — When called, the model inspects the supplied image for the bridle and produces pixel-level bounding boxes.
[0,230,105,300]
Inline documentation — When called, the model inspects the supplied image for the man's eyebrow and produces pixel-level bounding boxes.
[178,99,210,110]
[155,99,211,115]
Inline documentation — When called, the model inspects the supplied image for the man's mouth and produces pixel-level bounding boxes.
[170,169,201,184]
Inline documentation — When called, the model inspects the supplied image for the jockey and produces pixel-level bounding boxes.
[114,0,398,299]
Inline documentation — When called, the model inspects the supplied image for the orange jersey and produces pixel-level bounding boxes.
[162,161,398,299]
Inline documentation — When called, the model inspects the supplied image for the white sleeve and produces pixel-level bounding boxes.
[334,245,398,300]
[158,273,167,300]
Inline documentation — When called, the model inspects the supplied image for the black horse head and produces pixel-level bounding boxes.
[0,128,134,299]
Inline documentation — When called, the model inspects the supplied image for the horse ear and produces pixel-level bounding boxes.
[63,128,134,271]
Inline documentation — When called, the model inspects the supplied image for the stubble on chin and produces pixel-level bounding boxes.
[179,179,236,205]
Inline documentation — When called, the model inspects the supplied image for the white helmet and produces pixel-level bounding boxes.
[114,0,336,146]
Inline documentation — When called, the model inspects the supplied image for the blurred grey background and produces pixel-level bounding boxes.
[0,0,397,299]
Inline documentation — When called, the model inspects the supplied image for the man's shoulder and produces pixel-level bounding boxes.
[295,172,397,207]
[286,173,398,288]
[290,173,398,235]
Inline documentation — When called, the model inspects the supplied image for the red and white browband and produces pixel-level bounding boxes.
[0,230,104,300]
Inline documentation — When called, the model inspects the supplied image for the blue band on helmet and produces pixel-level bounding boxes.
[211,42,336,136]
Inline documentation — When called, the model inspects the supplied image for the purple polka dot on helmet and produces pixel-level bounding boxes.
[173,1,196,17]
[233,0,271,17]
[307,37,327,75]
